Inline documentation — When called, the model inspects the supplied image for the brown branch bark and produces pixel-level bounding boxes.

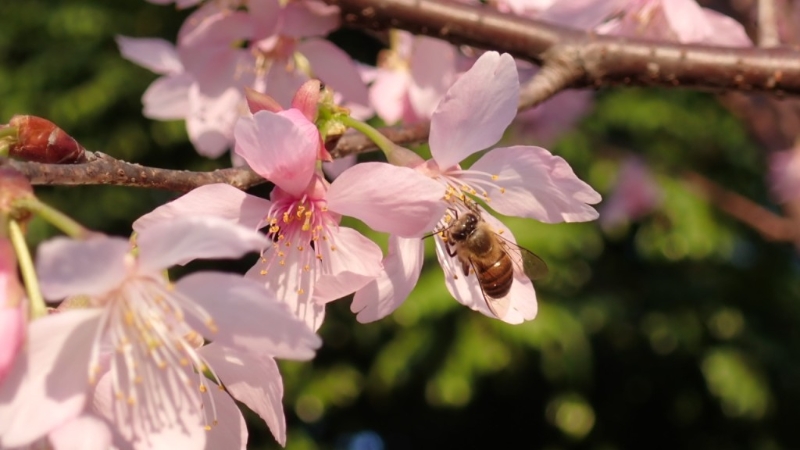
[684,171,798,242]
[326,0,800,95]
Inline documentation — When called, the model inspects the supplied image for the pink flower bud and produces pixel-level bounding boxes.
[244,87,283,114]
[8,115,86,164]
[291,80,323,122]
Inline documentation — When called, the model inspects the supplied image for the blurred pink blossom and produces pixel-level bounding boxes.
[353,52,601,324]
[0,217,320,449]
[540,0,752,46]
[368,30,458,125]
[118,0,370,158]
[599,157,662,229]
[769,147,800,203]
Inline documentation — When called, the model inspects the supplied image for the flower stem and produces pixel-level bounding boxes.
[9,220,47,319]
[339,115,398,158]
[0,126,17,140]
[14,197,92,239]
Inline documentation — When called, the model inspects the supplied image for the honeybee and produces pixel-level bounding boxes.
[441,200,548,319]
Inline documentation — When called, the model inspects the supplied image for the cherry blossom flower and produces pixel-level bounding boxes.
[0,216,320,449]
[352,51,601,324]
[599,157,662,229]
[0,238,24,385]
[368,30,458,125]
[118,0,370,158]
[539,0,752,46]
[134,108,447,330]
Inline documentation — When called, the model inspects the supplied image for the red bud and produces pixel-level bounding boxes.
[8,115,86,164]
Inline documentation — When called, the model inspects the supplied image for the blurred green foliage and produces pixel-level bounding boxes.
[3,1,800,449]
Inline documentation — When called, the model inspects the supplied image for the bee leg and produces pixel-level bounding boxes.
[446,241,458,258]
[461,261,470,276]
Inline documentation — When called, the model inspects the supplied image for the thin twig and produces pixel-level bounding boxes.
[684,171,797,242]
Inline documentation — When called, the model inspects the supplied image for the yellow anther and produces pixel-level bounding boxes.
[127,395,136,405]
[204,425,212,431]
[316,254,323,260]
[297,288,305,294]
[260,269,268,275]
[500,187,506,194]
[304,264,310,272]
[330,246,337,251]
[199,384,207,393]
[298,245,304,251]
[280,260,286,266]
[492,174,499,180]
[180,358,189,366]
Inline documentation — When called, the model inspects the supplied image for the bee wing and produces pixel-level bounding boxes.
[466,257,511,320]
[496,235,549,281]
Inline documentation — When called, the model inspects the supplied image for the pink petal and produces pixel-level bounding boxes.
[279,0,340,38]
[176,272,321,359]
[234,109,319,197]
[538,0,628,29]
[322,155,357,180]
[245,87,283,114]
[0,310,101,448]
[204,387,247,450]
[178,11,254,93]
[249,0,282,42]
[434,215,537,323]
[428,52,519,169]
[49,415,112,450]
[661,0,713,43]
[311,227,383,303]
[199,345,286,446]
[142,73,193,120]
[408,37,457,119]
[137,216,269,272]
[327,162,448,237]
[351,236,423,323]
[370,69,411,125]
[36,237,130,300]
[265,64,307,108]
[186,84,243,158]
[470,146,601,223]
[115,36,183,75]
[133,183,272,234]
[0,303,24,384]
[699,9,753,47]
[300,39,370,107]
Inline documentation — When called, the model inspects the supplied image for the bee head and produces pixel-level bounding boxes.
[450,212,478,241]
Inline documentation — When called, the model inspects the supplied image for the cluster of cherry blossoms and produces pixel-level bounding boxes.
[1,0,780,448]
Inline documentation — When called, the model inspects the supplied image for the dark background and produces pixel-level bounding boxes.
[2,1,798,449]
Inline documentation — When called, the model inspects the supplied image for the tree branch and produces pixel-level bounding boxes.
[684,171,798,242]
[327,0,800,95]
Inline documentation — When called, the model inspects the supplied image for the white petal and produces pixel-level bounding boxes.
[49,414,112,450]
[311,227,383,303]
[137,216,269,272]
[0,310,101,448]
[199,345,286,446]
[176,272,322,359]
[36,237,130,300]
[351,236,424,323]
[133,184,272,234]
